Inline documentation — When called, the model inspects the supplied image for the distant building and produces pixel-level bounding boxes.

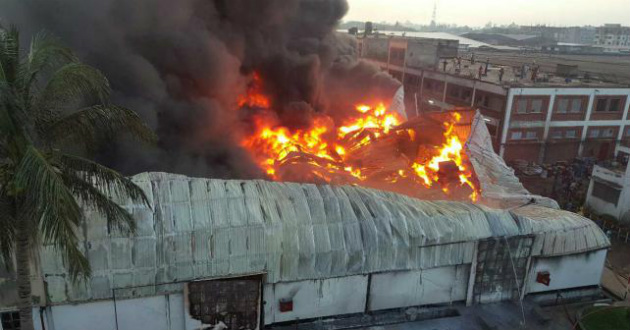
[558,26,596,45]
[461,32,553,48]
[594,24,630,47]
[541,42,604,55]
[357,34,630,164]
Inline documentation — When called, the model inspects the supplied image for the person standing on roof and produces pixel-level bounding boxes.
[484,58,490,75]
[499,67,505,82]
[443,59,448,72]
[478,65,483,79]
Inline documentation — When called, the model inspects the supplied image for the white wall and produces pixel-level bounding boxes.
[46,293,193,330]
[368,265,469,311]
[49,300,117,330]
[526,249,607,294]
[264,275,368,324]
[586,165,630,222]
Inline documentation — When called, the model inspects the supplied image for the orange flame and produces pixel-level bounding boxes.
[238,72,270,109]
[410,112,478,201]
[237,75,479,202]
[339,103,401,139]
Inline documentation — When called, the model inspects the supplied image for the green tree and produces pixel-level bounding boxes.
[0,26,155,330]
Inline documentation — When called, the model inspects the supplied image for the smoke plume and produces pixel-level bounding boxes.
[1,0,400,179]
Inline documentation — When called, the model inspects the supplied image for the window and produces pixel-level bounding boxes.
[551,130,563,139]
[592,181,621,206]
[609,98,621,112]
[525,131,538,140]
[566,130,577,138]
[1,312,20,330]
[517,99,528,114]
[511,131,522,140]
[462,90,472,101]
[590,129,600,138]
[570,99,583,113]
[603,128,615,138]
[596,98,608,112]
[531,99,543,113]
[405,74,420,86]
[515,97,546,114]
[557,98,569,113]
[595,97,624,112]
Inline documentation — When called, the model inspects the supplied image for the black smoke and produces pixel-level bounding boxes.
[1,0,400,179]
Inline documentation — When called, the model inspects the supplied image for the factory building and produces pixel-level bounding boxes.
[356,34,630,164]
[0,168,609,330]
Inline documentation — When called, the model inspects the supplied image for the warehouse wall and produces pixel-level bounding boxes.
[526,249,607,294]
[368,265,469,311]
[263,275,368,324]
[43,293,200,330]
[27,248,608,330]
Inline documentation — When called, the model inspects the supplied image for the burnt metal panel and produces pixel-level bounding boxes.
[188,276,261,330]
[473,236,533,304]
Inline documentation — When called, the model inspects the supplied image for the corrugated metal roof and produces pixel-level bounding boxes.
[465,112,560,209]
[511,205,610,257]
[41,172,608,303]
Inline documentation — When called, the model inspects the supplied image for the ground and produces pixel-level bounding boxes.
[350,300,616,330]
[580,306,630,330]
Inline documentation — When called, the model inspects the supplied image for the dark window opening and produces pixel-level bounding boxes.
[595,97,624,112]
[1,311,21,330]
[596,98,608,112]
[592,181,621,206]
[610,98,621,112]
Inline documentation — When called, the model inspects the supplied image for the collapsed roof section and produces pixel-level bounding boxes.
[464,111,560,209]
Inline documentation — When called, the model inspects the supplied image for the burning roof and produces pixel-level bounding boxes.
[238,73,479,202]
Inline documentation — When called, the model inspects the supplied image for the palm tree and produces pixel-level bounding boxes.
[0,26,155,330]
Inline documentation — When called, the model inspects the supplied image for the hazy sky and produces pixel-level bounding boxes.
[345,0,630,27]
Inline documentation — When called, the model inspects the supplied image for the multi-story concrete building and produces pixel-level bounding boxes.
[594,24,630,47]
[357,35,630,164]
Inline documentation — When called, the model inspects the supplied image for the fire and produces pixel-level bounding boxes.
[410,112,478,201]
[241,117,334,179]
[238,74,479,202]
[338,103,401,139]
[238,72,270,109]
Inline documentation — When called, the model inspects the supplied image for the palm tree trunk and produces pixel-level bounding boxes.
[16,214,35,330]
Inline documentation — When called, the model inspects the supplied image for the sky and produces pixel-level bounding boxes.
[344,0,630,27]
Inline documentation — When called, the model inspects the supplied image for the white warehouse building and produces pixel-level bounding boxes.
[0,171,610,330]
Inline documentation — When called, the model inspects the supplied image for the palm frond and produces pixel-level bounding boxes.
[58,153,150,207]
[61,173,136,235]
[34,63,111,114]
[21,31,78,96]
[0,87,19,141]
[44,104,156,148]
[14,146,90,278]
[0,192,16,271]
[0,25,20,85]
